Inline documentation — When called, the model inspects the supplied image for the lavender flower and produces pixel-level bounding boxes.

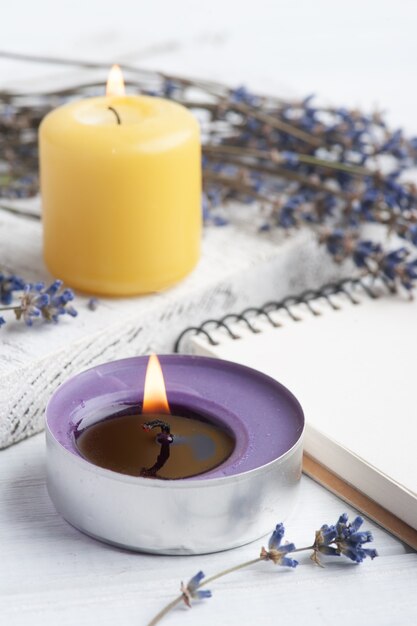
[180,571,212,608]
[406,224,417,247]
[43,282,78,322]
[334,514,378,562]
[380,248,409,281]
[0,272,25,304]
[320,228,417,290]
[321,228,356,261]
[0,316,5,327]
[260,522,298,568]
[378,248,417,291]
[212,215,229,227]
[278,196,302,228]
[15,280,77,325]
[0,275,78,328]
[311,524,339,566]
[15,283,48,325]
[230,85,259,106]
[281,151,300,167]
[87,297,99,311]
[312,514,378,565]
[402,259,417,291]
[352,240,382,268]
[162,79,178,99]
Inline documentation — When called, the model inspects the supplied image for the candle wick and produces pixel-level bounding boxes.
[141,432,173,479]
[108,106,121,125]
[141,419,173,478]
[142,419,171,435]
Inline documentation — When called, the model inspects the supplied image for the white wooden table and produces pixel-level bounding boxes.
[1,3,417,624]
[1,434,416,626]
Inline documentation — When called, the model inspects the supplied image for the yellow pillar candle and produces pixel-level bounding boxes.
[39,66,201,296]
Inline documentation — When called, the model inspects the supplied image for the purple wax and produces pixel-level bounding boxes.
[46,355,304,479]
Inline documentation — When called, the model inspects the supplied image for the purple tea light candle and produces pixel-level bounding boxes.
[45,354,304,555]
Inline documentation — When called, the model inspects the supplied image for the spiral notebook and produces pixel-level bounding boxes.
[175,277,417,548]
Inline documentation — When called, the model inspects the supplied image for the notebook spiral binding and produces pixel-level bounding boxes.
[174,275,385,353]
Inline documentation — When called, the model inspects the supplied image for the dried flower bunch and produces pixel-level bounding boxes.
[147,514,377,625]
[0,274,77,327]
[1,52,417,293]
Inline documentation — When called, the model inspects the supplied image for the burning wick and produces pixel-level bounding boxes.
[142,419,172,434]
[108,106,121,125]
[141,420,174,478]
[140,355,174,478]
[106,65,124,126]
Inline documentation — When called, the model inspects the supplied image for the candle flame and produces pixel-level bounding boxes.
[106,64,125,97]
[142,354,170,414]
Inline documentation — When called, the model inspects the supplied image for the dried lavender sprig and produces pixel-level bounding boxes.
[228,99,322,147]
[204,154,352,199]
[312,514,378,566]
[146,514,377,626]
[205,166,417,238]
[0,278,78,327]
[2,52,417,290]
[204,163,417,290]
[203,144,372,176]
[320,228,417,293]
[0,270,25,304]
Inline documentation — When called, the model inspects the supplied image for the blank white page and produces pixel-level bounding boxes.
[191,289,417,527]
